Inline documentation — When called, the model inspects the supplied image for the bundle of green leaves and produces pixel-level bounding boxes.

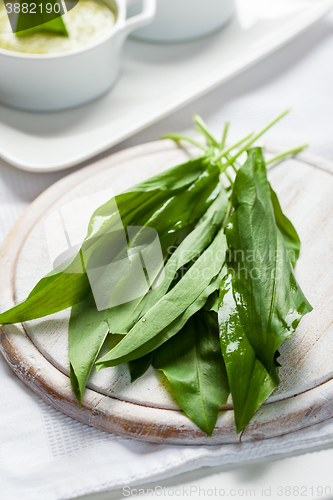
[0,111,312,435]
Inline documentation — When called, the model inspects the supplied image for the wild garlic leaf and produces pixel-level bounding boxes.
[0,190,168,324]
[218,274,280,433]
[85,158,220,250]
[106,160,222,300]
[130,157,213,192]
[15,1,68,37]
[111,188,229,335]
[69,293,109,405]
[128,162,221,254]
[153,309,229,436]
[226,148,312,375]
[0,252,90,324]
[96,232,227,368]
[97,161,222,334]
[269,184,300,268]
[0,157,218,325]
[129,353,153,383]
[99,267,227,371]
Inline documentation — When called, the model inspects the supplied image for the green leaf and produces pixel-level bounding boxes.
[226,148,312,374]
[68,293,109,405]
[0,251,89,324]
[98,269,226,370]
[129,157,212,192]
[15,0,68,37]
[0,157,219,325]
[83,157,217,249]
[102,271,225,380]
[95,161,222,335]
[129,353,153,383]
[269,184,300,268]
[128,162,221,253]
[218,274,279,433]
[96,231,227,368]
[95,190,227,383]
[153,309,229,436]
[110,188,229,335]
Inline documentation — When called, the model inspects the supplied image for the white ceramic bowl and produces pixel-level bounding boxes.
[0,0,156,112]
[130,0,235,43]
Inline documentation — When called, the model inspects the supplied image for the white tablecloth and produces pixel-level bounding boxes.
[1,10,333,500]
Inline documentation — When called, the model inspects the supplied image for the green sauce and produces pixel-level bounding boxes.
[0,0,116,54]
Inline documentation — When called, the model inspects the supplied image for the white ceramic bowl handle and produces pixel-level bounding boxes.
[123,0,156,36]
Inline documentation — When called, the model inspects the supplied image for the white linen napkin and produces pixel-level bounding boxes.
[1,353,333,500]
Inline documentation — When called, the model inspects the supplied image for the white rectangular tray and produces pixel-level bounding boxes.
[0,0,332,172]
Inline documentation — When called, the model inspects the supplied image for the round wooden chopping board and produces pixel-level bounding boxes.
[0,140,332,445]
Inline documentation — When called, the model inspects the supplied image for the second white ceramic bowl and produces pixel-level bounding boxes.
[130,0,235,43]
[0,0,156,112]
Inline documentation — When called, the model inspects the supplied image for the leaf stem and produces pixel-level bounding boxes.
[217,109,291,169]
[215,132,254,163]
[164,110,303,178]
[161,133,208,152]
[193,114,220,148]
[220,122,230,149]
[224,169,234,186]
[266,144,308,165]
[222,200,233,230]
[226,154,240,175]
